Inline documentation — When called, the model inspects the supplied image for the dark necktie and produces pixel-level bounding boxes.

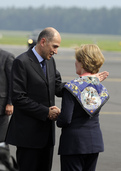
[41,60,46,76]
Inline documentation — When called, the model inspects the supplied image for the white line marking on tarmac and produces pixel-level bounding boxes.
[100,112,121,115]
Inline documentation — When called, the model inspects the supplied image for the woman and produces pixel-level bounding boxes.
[57,44,109,171]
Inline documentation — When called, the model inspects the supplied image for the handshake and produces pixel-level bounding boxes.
[48,106,60,121]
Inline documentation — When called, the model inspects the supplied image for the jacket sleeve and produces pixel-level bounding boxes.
[53,58,66,97]
[5,53,15,104]
[56,89,75,127]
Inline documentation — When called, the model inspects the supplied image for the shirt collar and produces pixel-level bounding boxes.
[32,46,43,63]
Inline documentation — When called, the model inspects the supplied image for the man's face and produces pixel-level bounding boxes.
[41,35,61,60]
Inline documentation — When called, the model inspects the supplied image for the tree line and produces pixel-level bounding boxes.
[0,6,121,35]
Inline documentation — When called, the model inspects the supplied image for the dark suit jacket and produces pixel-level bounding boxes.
[57,89,104,155]
[6,47,65,148]
[0,49,15,115]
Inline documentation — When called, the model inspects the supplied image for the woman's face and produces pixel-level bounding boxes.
[75,59,83,75]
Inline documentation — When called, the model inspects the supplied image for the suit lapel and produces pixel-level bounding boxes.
[28,48,48,84]
[46,59,52,86]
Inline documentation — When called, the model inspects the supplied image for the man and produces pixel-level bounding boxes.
[0,49,14,142]
[6,27,65,171]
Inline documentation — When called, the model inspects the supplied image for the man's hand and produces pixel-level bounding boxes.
[48,106,60,121]
[5,104,14,115]
[95,71,109,82]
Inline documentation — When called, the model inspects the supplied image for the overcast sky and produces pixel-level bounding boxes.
[0,0,121,9]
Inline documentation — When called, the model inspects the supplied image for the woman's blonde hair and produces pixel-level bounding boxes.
[75,44,105,74]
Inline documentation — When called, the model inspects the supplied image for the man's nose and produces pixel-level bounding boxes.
[54,49,58,54]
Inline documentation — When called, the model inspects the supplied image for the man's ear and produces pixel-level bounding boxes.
[40,38,46,47]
